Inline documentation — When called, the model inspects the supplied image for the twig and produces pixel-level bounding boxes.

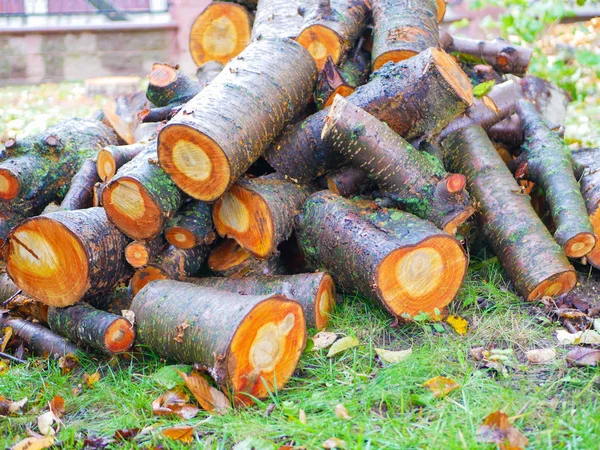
[2,289,22,307]
[0,351,26,364]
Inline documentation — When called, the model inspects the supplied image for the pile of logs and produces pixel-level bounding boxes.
[1,0,598,403]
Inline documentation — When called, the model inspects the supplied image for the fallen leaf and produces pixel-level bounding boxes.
[423,376,460,398]
[114,427,140,441]
[322,437,347,449]
[481,95,500,113]
[162,426,195,444]
[525,348,557,364]
[0,396,27,416]
[374,347,412,364]
[233,437,277,450]
[152,364,191,388]
[593,318,600,333]
[38,410,59,436]
[560,329,600,345]
[334,404,351,420]
[473,80,496,97]
[566,347,600,366]
[58,353,79,375]
[72,385,82,397]
[0,360,9,375]
[174,320,189,343]
[121,310,135,326]
[152,386,199,419]
[82,435,111,449]
[476,410,528,450]
[298,408,306,424]
[49,396,65,418]
[1,326,13,352]
[178,370,230,414]
[312,332,338,350]
[447,315,468,335]
[84,371,101,388]
[10,435,54,450]
[327,336,359,357]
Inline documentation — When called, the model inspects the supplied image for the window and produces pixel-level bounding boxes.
[0,0,25,13]
[47,0,150,14]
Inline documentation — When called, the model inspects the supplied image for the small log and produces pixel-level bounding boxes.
[88,282,133,314]
[146,63,201,108]
[6,208,130,307]
[103,141,184,241]
[314,50,370,109]
[56,159,98,211]
[265,48,473,181]
[320,165,370,197]
[323,96,474,233]
[189,2,253,66]
[47,304,134,354]
[125,236,167,268]
[296,0,371,70]
[251,0,304,40]
[213,176,313,257]
[165,200,216,249]
[96,141,148,182]
[131,280,306,402]
[158,38,317,201]
[130,245,209,295]
[295,191,468,319]
[516,100,596,258]
[442,125,576,299]
[371,0,440,70]
[208,239,287,277]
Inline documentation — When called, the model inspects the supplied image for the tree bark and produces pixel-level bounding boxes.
[251,0,304,40]
[319,165,371,197]
[146,63,201,108]
[96,141,148,182]
[165,200,217,249]
[125,236,168,268]
[0,213,24,249]
[88,282,133,314]
[208,239,287,277]
[56,159,98,211]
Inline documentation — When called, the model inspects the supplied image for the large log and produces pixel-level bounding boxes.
[208,239,287,277]
[165,200,216,249]
[131,280,306,402]
[295,191,467,319]
[6,208,130,307]
[157,38,317,201]
[96,141,148,182]
[442,125,576,299]
[251,0,304,40]
[146,63,201,108]
[265,48,473,181]
[323,96,473,234]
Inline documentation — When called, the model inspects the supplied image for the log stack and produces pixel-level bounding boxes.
[1,0,597,405]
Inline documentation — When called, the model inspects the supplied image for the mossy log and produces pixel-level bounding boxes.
[296,0,371,70]
[146,63,201,108]
[442,125,576,299]
[213,176,313,257]
[130,244,209,295]
[165,200,216,249]
[320,165,371,197]
[314,50,369,110]
[0,315,80,358]
[47,304,134,354]
[56,159,98,211]
[186,273,336,330]
[6,208,131,307]
[131,280,306,402]
[251,0,304,40]
[96,141,148,182]
[265,48,473,181]
[208,239,287,277]
[88,282,133,314]
[371,0,440,70]
[103,141,184,241]
[516,100,596,258]
[125,236,167,268]
[0,213,24,249]
[190,2,253,66]
[158,38,317,201]
[323,95,473,233]
[295,191,468,319]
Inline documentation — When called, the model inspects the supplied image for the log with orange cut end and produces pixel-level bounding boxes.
[125,236,167,268]
[165,200,216,249]
[208,239,287,278]
[573,148,600,270]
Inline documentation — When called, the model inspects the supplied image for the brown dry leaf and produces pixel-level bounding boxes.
[1,326,13,352]
[0,395,27,416]
[327,336,359,357]
[114,427,140,441]
[162,425,195,444]
[322,437,347,449]
[72,385,82,397]
[10,435,54,450]
[447,315,468,335]
[374,347,412,364]
[566,347,600,366]
[334,404,351,420]
[58,353,79,375]
[298,408,307,425]
[84,371,101,388]
[423,376,460,398]
[174,320,189,343]
[481,95,500,114]
[49,396,65,418]
[476,410,528,450]
[178,370,231,414]
[152,386,199,419]
[38,410,59,436]
[525,348,557,364]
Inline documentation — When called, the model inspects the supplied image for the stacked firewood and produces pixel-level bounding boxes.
[1,0,599,404]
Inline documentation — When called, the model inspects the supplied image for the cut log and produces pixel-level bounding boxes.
[130,245,209,295]
[47,304,134,354]
[371,0,440,70]
[442,125,576,299]
[88,282,133,314]
[251,0,304,40]
[189,2,253,66]
[516,100,596,258]
[158,38,317,201]
[208,239,287,277]
[165,200,216,249]
[55,159,98,211]
[131,280,306,402]
[97,141,148,182]
[265,47,473,181]
[314,50,369,109]
[0,213,24,249]
[103,141,184,241]
[125,236,167,268]
[186,273,336,330]
[6,208,130,307]
[102,98,135,145]
[295,191,467,319]
[296,0,371,70]
[320,165,370,197]
[323,96,473,233]
[213,176,313,257]
[146,63,201,108]
[0,315,80,358]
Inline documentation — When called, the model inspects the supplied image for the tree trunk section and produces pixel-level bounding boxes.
[208,239,288,277]
[97,141,148,182]
[165,200,216,249]
[88,282,133,314]
[314,51,369,109]
[320,165,371,197]
[251,0,304,40]
[125,236,167,268]
[146,63,201,108]
[56,159,98,211]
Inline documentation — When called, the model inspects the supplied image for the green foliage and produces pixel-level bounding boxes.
[472,80,496,97]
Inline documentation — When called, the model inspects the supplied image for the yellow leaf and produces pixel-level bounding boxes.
[312,332,338,350]
[322,437,347,449]
[178,370,230,414]
[10,436,54,450]
[84,372,101,388]
[49,396,65,418]
[334,404,351,420]
[1,326,13,352]
[162,426,195,444]
[58,353,79,375]
[447,315,468,335]
[0,360,9,375]
[423,376,460,398]
[374,348,412,364]
[327,336,359,357]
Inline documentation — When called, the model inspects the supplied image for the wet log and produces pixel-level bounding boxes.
[47,304,134,354]
[213,176,313,257]
[319,165,371,197]
[265,48,473,181]
[103,141,184,241]
[55,159,98,211]
[158,38,317,201]
[442,125,576,299]
[125,236,167,268]
[516,100,596,258]
[165,200,216,249]
[190,2,253,66]
[96,141,148,182]
[296,0,371,70]
[251,0,304,39]
[314,50,369,109]
[6,208,130,307]
[323,96,473,233]
[146,63,201,108]
[208,239,287,277]
[295,191,467,319]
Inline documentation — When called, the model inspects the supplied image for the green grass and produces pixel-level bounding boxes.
[2,260,600,449]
